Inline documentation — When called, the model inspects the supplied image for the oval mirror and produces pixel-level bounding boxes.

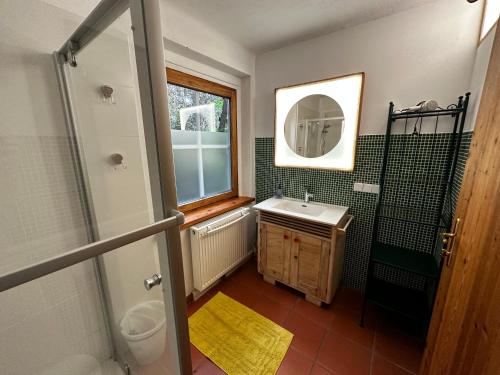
[284,94,345,158]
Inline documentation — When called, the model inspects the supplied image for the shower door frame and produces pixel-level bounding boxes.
[0,0,192,374]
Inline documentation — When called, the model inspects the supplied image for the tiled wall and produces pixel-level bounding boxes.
[0,136,110,374]
[255,132,473,290]
[0,136,86,272]
[450,132,473,217]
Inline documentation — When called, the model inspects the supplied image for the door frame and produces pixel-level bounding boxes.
[421,25,500,375]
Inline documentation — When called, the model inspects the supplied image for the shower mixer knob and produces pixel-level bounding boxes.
[144,273,162,291]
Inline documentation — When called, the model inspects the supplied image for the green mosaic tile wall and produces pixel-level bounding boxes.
[255,132,473,290]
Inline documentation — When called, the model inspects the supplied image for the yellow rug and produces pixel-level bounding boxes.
[189,292,293,375]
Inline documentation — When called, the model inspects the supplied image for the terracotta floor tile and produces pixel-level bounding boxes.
[186,260,424,375]
[374,329,423,373]
[192,359,225,374]
[187,292,215,317]
[253,295,291,325]
[231,260,301,308]
[294,298,334,328]
[332,287,364,313]
[330,306,374,349]
[374,309,423,338]
[311,363,334,375]
[190,344,205,370]
[259,280,301,308]
[277,347,314,375]
[282,310,326,360]
[317,331,372,375]
[239,257,259,273]
[217,281,261,309]
[372,354,414,375]
[360,303,384,330]
[228,267,263,288]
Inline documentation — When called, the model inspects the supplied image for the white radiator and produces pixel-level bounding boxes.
[190,207,255,297]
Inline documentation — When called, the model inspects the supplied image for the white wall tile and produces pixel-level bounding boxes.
[0,3,112,372]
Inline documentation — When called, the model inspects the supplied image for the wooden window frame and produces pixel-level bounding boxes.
[166,68,238,212]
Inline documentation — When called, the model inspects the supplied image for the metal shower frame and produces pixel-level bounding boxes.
[0,0,192,373]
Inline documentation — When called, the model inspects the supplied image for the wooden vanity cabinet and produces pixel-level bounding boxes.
[258,212,351,305]
[290,232,331,301]
[260,224,292,283]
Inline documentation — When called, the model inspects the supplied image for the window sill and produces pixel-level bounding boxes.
[180,196,255,231]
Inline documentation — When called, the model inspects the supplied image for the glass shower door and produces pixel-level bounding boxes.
[0,0,190,374]
[58,1,190,374]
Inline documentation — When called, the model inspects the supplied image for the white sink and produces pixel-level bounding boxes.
[273,200,325,217]
[253,197,349,226]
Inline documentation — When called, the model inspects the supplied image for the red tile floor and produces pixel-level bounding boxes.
[188,258,424,375]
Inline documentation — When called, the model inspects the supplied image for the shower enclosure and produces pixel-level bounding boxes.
[0,0,190,374]
[294,117,345,157]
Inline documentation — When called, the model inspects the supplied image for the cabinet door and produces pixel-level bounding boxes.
[260,223,291,283]
[290,232,330,299]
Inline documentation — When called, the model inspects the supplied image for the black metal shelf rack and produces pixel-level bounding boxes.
[360,93,470,333]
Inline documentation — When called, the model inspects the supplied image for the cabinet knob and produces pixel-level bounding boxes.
[283,234,289,239]
[294,238,299,243]
[294,255,298,259]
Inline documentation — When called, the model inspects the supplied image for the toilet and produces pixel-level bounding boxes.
[120,300,166,366]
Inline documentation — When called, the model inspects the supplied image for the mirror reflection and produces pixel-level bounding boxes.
[284,94,345,158]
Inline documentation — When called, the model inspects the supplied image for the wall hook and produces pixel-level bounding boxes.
[110,153,126,170]
[100,85,116,104]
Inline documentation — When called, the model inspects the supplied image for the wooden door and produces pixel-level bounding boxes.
[260,223,291,282]
[290,232,330,299]
[421,26,500,375]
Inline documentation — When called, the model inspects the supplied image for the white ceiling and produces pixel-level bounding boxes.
[164,0,435,53]
[43,0,437,54]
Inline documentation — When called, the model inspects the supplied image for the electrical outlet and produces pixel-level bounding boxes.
[354,182,380,194]
[363,184,373,193]
[353,182,364,192]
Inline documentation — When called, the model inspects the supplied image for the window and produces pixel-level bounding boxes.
[480,0,500,42]
[166,68,238,211]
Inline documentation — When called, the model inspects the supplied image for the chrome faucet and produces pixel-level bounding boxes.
[304,189,314,203]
